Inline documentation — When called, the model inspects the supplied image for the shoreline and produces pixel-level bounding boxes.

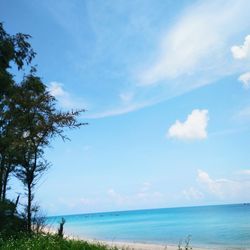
[44,228,215,250]
[79,238,250,250]
[44,228,247,250]
[56,233,215,250]
[88,239,210,250]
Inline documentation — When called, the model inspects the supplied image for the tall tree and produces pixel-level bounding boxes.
[0,22,87,233]
[0,22,35,201]
[14,75,86,233]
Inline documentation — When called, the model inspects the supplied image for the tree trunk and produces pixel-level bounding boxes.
[0,169,2,201]
[13,195,20,216]
[0,156,5,201]
[27,183,32,233]
[2,171,7,201]
[2,164,11,201]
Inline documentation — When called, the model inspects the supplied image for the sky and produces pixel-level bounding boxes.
[1,0,250,216]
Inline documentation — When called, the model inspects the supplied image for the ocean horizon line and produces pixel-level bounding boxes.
[47,202,249,218]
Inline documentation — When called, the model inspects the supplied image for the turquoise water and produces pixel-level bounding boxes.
[47,204,250,249]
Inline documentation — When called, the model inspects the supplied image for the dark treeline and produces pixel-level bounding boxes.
[0,22,86,235]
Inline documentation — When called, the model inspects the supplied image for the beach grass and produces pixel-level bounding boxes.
[0,233,119,250]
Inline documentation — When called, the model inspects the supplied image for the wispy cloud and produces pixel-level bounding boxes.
[138,1,250,86]
[237,106,250,119]
[107,188,125,205]
[197,169,250,199]
[119,92,134,104]
[48,81,87,109]
[57,196,95,210]
[49,82,67,97]
[183,169,250,202]
[182,187,204,200]
[197,170,238,198]
[238,72,250,88]
[44,0,250,118]
[237,169,250,175]
[167,109,209,140]
[85,100,154,119]
[95,0,250,118]
[107,183,164,206]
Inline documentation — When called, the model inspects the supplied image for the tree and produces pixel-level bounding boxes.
[0,22,35,234]
[10,73,86,232]
[0,22,87,233]
[0,22,35,201]
[13,73,86,233]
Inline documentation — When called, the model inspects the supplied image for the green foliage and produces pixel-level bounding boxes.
[0,199,26,235]
[0,21,87,235]
[0,22,35,71]
[0,20,36,203]
[13,73,86,233]
[178,235,192,250]
[0,233,119,250]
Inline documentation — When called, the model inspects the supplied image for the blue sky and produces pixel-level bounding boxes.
[2,0,250,215]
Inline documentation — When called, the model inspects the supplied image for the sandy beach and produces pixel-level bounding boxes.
[94,240,210,250]
[44,227,205,249]
[44,227,240,250]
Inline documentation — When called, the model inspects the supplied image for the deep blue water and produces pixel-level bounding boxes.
[47,204,250,249]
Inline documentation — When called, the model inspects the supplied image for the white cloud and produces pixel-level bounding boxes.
[197,169,241,198]
[231,35,250,59]
[232,35,250,91]
[238,72,250,88]
[183,169,250,202]
[182,187,204,200]
[168,109,209,140]
[48,81,72,108]
[138,1,250,86]
[48,81,86,109]
[198,170,225,197]
[52,0,250,119]
[43,1,250,119]
[49,82,67,97]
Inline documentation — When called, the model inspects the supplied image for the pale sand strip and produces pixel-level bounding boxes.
[67,235,210,250]
[44,227,212,250]
[91,240,209,250]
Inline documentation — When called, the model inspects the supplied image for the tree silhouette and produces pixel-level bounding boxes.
[0,22,87,233]
[0,22,35,202]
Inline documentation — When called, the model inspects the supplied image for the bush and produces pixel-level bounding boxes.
[0,233,119,250]
[0,199,26,236]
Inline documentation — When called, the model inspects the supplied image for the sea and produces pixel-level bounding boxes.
[46,204,250,249]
